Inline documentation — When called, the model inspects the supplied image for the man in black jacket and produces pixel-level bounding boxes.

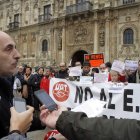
[0,31,43,139]
[0,31,21,138]
[55,62,68,79]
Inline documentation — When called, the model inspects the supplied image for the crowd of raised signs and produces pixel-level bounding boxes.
[12,59,139,107]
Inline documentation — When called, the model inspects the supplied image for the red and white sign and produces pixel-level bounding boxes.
[84,53,104,67]
[50,78,140,120]
[52,81,70,102]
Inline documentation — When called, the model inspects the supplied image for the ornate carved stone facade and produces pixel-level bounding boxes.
[0,0,140,67]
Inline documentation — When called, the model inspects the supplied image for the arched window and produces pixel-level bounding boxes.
[123,28,134,44]
[42,39,48,52]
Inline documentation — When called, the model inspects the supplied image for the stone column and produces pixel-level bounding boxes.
[114,17,118,60]
[50,28,54,64]
[62,26,65,62]
[93,12,98,53]
[138,14,140,54]
[53,29,57,63]
[105,17,110,62]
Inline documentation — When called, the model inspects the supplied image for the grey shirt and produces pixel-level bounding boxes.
[1,133,28,140]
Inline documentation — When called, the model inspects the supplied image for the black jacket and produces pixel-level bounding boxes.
[55,69,68,79]
[0,77,44,139]
[0,77,13,138]
[28,73,43,92]
[56,111,140,140]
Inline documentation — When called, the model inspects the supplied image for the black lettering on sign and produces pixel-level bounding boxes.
[85,87,93,101]
[123,89,133,112]
[100,88,107,101]
[100,88,107,108]
[136,106,139,113]
[110,116,115,119]
[102,115,107,118]
[102,115,115,119]
[108,93,115,109]
[74,86,83,103]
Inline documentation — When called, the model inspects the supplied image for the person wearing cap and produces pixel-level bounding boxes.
[82,61,91,76]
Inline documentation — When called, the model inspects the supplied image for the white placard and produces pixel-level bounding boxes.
[72,98,106,117]
[125,60,138,71]
[94,73,108,83]
[111,60,125,73]
[69,66,82,76]
[80,76,93,85]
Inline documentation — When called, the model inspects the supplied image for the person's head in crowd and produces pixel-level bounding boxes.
[92,68,99,73]
[22,64,27,74]
[37,67,44,75]
[25,66,32,76]
[0,31,21,76]
[99,63,106,73]
[44,66,52,77]
[82,61,91,75]
[52,66,59,74]
[91,67,99,77]
[59,62,67,71]
[18,65,24,73]
[105,62,112,72]
[110,70,120,83]
[75,61,82,67]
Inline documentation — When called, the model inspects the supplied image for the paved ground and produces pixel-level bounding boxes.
[27,128,50,140]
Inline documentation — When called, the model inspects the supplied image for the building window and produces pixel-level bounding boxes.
[44,5,51,20]
[14,14,19,22]
[42,40,48,52]
[123,0,135,4]
[123,28,134,44]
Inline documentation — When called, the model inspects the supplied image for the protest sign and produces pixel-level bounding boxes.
[125,60,138,71]
[44,130,59,140]
[50,78,140,120]
[84,53,104,67]
[94,73,108,83]
[72,98,106,117]
[69,66,82,76]
[111,60,125,73]
[80,76,93,85]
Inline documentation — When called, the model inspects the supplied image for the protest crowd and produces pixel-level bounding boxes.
[1,30,140,140]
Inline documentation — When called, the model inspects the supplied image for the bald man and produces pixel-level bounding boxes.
[0,32,38,138]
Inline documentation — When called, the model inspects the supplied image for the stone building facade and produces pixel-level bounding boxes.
[0,0,140,67]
